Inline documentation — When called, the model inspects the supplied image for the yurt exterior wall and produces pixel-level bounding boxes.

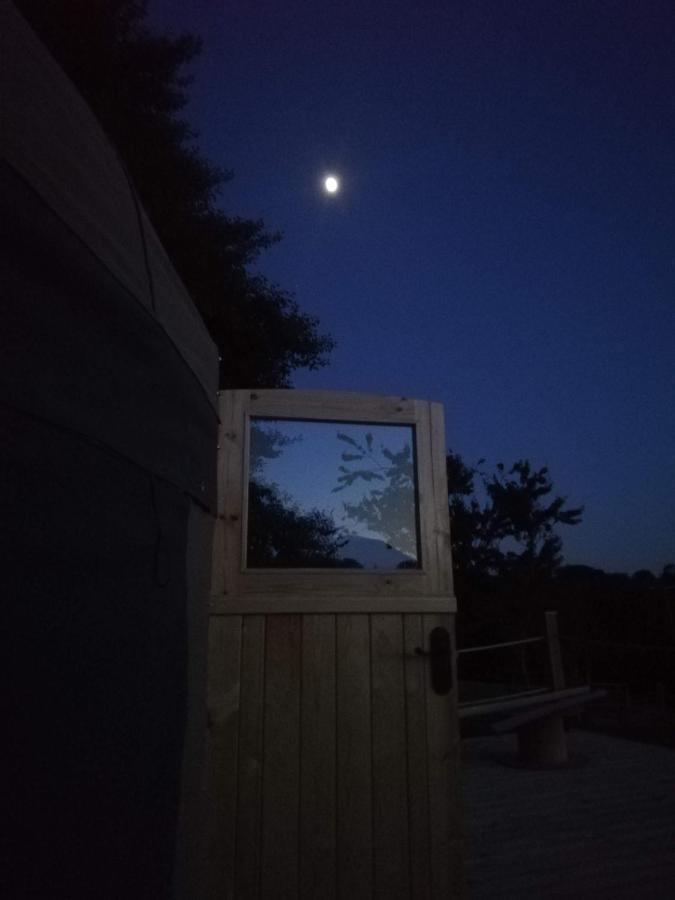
[2,4,218,898]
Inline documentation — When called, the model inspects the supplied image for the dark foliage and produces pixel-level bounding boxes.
[546,568,675,696]
[447,453,583,588]
[447,451,584,644]
[247,482,358,568]
[448,451,674,701]
[16,0,334,387]
[246,422,360,567]
[333,431,419,561]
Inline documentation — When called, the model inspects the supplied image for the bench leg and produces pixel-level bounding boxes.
[517,714,568,766]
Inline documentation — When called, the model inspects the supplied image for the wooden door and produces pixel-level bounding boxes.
[205,392,463,899]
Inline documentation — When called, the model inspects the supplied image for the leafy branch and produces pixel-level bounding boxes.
[333,431,418,560]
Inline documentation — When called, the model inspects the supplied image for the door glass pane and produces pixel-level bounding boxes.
[247,418,420,569]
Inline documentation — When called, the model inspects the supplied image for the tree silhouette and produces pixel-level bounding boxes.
[249,423,297,476]
[247,422,359,568]
[333,431,419,562]
[16,0,334,388]
[447,454,583,586]
[247,482,356,567]
[485,460,583,582]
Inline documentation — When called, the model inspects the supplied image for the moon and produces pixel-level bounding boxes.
[323,174,340,194]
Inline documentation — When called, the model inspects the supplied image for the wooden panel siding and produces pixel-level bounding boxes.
[336,614,373,900]
[403,614,433,900]
[371,615,410,899]
[424,613,464,900]
[205,615,242,898]
[300,614,337,899]
[233,615,265,900]
[260,616,302,898]
[206,613,462,899]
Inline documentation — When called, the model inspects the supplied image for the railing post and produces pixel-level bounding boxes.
[545,611,566,691]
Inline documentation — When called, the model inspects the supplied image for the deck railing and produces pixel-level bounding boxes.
[457,612,564,707]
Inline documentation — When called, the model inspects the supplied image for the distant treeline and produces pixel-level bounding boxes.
[545,565,674,690]
[446,448,674,690]
[456,565,675,692]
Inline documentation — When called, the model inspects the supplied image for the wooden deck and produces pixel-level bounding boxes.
[461,730,675,898]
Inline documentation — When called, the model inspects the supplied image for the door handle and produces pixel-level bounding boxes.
[415,626,453,695]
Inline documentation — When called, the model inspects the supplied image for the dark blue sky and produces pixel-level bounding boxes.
[149,0,674,574]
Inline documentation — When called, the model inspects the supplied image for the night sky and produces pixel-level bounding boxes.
[148,0,674,575]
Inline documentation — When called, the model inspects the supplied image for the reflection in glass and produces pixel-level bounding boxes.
[246,418,420,569]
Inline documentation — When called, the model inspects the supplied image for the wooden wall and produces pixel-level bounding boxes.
[205,612,463,900]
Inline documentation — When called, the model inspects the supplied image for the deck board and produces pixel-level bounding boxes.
[462,731,675,898]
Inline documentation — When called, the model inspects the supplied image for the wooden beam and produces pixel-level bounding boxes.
[545,611,566,691]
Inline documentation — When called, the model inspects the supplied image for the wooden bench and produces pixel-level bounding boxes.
[459,685,607,766]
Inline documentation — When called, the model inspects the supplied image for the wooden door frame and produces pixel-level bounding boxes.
[211,390,456,614]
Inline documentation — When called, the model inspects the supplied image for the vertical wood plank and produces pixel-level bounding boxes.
[403,613,432,900]
[545,611,566,690]
[215,392,229,518]
[371,614,410,899]
[300,614,337,900]
[445,615,465,898]
[210,394,230,596]
[423,613,463,899]
[205,614,242,899]
[260,615,302,899]
[336,614,372,900]
[210,516,226,596]
[411,400,436,586]
[428,401,453,597]
[220,391,246,595]
[235,615,266,900]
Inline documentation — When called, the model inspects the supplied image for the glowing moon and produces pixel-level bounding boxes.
[324,174,340,194]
